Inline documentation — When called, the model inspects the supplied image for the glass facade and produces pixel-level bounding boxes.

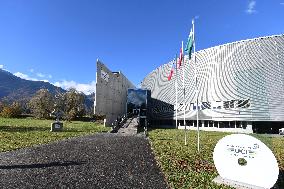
[127,89,149,116]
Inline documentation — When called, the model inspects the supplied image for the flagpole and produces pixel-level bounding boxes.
[175,55,178,129]
[192,19,199,152]
[182,41,187,146]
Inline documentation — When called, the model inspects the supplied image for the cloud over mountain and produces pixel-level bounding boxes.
[54,80,96,95]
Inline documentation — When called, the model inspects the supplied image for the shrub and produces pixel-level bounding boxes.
[0,102,22,118]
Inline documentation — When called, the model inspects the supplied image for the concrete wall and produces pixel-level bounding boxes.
[94,60,135,126]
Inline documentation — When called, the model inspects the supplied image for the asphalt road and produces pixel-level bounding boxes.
[0,133,169,189]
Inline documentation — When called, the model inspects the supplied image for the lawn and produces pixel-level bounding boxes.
[0,117,109,152]
[148,129,284,189]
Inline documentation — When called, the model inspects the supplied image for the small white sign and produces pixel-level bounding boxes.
[213,134,279,188]
[101,69,109,82]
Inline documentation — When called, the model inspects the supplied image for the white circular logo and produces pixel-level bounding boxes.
[213,134,279,188]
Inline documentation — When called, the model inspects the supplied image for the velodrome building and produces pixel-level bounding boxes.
[141,34,284,133]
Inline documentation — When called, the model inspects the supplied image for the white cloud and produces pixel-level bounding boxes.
[54,80,96,95]
[14,72,49,82]
[0,65,3,69]
[14,72,38,81]
[246,0,257,14]
[14,70,95,94]
[36,73,45,78]
[36,72,52,79]
[30,68,34,73]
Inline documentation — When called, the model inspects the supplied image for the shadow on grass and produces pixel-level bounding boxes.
[0,126,49,132]
[273,169,284,189]
[0,161,86,170]
[0,126,105,133]
[148,126,175,130]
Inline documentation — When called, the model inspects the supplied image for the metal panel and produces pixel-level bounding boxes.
[141,34,284,121]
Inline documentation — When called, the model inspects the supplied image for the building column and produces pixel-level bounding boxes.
[246,121,253,133]
[201,121,204,127]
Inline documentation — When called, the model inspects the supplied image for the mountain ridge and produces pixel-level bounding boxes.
[0,69,66,102]
[0,69,95,113]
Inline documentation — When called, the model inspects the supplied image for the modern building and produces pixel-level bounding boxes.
[94,60,135,126]
[141,34,284,133]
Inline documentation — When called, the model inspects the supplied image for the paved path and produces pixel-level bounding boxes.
[0,134,168,189]
[117,117,138,136]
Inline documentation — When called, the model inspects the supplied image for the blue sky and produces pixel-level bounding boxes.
[0,0,284,94]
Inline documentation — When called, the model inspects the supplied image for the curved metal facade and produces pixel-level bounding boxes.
[141,34,284,122]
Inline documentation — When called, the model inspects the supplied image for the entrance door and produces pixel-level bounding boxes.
[133,109,140,116]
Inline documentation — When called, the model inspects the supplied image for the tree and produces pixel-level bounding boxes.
[64,88,85,121]
[0,102,22,118]
[0,101,3,113]
[29,89,54,119]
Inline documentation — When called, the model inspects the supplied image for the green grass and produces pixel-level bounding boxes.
[0,117,110,152]
[1,118,283,188]
[148,129,284,189]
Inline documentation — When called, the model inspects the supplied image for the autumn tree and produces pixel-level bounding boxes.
[29,89,54,119]
[0,101,3,113]
[63,88,85,121]
[0,101,22,118]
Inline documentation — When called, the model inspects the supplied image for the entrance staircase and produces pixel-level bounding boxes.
[116,117,138,136]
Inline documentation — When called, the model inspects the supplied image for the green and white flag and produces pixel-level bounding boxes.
[185,29,193,59]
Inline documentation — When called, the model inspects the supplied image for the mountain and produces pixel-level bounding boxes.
[84,93,95,113]
[0,69,95,113]
[0,69,65,103]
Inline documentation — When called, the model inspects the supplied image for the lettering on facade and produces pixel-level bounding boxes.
[152,99,251,113]
[152,105,174,114]
[175,99,250,111]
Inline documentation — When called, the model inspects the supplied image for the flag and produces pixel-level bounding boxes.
[185,29,193,59]
[178,47,183,68]
[167,62,175,81]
